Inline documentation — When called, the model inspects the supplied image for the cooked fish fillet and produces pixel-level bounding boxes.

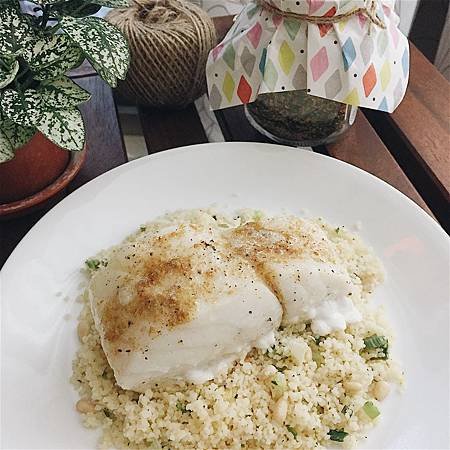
[88,222,282,392]
[88,211,366,391]
[225,217,362,335]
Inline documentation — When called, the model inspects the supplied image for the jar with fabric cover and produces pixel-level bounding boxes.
[206,0,410,147]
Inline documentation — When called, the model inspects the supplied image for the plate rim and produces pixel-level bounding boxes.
[1,141,449,449]
[2,142,447,275]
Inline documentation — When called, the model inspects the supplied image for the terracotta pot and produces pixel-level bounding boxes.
[0,132,70,203]
[0,132,87,219]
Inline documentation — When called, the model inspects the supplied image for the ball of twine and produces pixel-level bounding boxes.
[107,0,216,109]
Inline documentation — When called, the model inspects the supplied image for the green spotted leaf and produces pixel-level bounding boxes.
[39,77,91,108]
[61,16,129,87]
[0,89,42,126]
[36,108,85,151]
[0,112,35,147]
[0,129,14,163]
[0,113,35,162]
[0,57,19,89]
[0,7,35,56]
[24,34,84,81]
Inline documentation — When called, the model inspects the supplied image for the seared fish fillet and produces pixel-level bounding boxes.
[225,217,362,335]
[88,221,282,392]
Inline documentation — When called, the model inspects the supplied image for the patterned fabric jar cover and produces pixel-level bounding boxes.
[206,0,410,113]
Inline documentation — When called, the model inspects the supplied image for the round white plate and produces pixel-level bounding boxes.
[1,143,449,450]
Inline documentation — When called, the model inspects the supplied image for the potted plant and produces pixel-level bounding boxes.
[0,0,129,211]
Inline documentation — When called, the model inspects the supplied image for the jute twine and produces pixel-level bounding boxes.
[257,0,386,32]
[107,0,216,109]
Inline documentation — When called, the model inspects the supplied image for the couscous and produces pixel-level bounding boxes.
[72,209,403,449]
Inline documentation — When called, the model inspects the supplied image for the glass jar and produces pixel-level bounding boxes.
[245,90,357,147]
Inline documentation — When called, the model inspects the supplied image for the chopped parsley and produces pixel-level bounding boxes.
[328,429,348,442]
[309,340,324,367]
[85,258,108,270]
[314,336,324,345]
[85,259,100,270]
[271,380,278,386]
[103,408,113,419]
[362,401,380,419]
[335,227,341,234]
[363,335,389,360]
[253,210,264,221]
[176,401,188,413]
[266,344,284,357]
[140,225,146,232]
[286,425,298,439]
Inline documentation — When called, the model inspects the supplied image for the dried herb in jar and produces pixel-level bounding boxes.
[246,90,351,146]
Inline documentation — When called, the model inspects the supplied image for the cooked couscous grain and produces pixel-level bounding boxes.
[72,209,403,449]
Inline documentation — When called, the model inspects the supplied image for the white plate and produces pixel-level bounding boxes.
[1,143,449,450]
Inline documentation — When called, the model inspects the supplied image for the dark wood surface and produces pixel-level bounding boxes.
[1,17,449,269]
[139,104,208,154]
[364,45,450,229]
[0,76,127,268]
[71,76,128,191]
[213,15,235,42]
[215,105,433,216]
[326,113,433,216]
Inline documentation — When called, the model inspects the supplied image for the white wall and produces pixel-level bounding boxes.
[395,0,420,36]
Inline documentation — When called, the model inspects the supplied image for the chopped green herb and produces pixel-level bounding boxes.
[363,335,389,360]
[364,335,388,350]
[328,429,348,442]
[335,227,340,234]
[266,344,284,357]
[309,340,324,367]
[276,366,288,372]
[362,401,380,419]
[103,408,113,419]
[85,259,100,270]
[176,401,188,413]
[85,258,108,270]
[286,425,298,439]
[140,225,146,232]
[314,336,324,345]
[271,380,278,386]
[253,210,264,221]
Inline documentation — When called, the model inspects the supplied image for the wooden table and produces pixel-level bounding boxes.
[1,16,449,269]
